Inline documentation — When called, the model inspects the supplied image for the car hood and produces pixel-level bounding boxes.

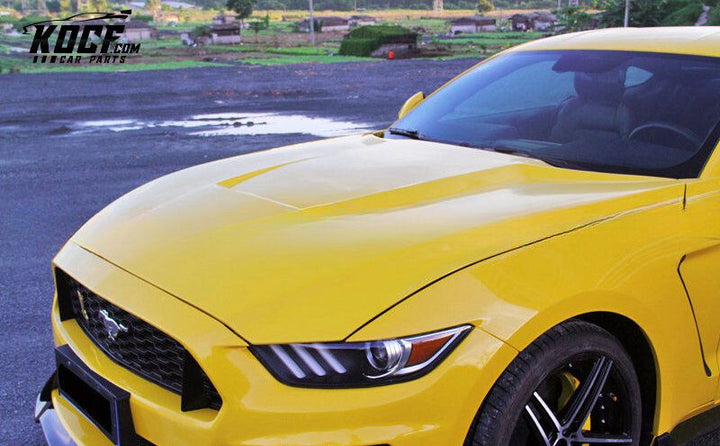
[71,134,682,344]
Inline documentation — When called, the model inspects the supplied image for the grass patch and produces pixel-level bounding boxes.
[433,37,534,47]
[200,45,336,55]
[429,32,544,54]
[203,45,259,52]
[239,54,369,65]
[264,46,333,55]
[455,31,544,39]
[0,58,230,74]
[137,39,188,50]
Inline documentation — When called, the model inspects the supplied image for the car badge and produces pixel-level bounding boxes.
[76,290,89,321]
[99,309,129,341]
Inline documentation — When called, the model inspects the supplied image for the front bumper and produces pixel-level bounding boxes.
[40,243,517,446]
[36,395,76,446]
[35,373,76,446]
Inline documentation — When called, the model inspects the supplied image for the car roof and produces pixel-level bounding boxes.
[515,27,720,58]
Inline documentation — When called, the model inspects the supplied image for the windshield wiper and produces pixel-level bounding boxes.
[486,147,539,159]
[388,127,422,140]
[484,146,581,169]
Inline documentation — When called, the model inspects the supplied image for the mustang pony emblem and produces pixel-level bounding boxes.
[99,309,129,341]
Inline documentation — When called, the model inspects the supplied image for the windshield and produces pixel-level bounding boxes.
[389,50,720,178]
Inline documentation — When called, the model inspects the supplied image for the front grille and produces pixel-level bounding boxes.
[56,268,222,411]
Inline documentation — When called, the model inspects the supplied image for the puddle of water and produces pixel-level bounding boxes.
[108,126,144,132]
[79,119,138,128]
[191,112,254,120]
[190,114,370,138]
[75,113,372,138]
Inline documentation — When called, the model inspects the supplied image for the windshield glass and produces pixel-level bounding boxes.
[389,50,720,178]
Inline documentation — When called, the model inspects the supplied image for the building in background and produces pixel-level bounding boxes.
[349,15,377,27]
[298,16,350,32]
[510,11,557,31]
[212,14,237,25]
[448,16,497,35]
[181,24,241,45]
[122,19,158,41]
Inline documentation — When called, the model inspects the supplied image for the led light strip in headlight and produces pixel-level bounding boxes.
[250,325,472,387]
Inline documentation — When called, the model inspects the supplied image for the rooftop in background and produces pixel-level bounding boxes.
[449,16,496,25]
[518,27,720,58]
[161,0,198,9]
[309,16,349,23]
[124,19,155,29]
[511,11,557,21]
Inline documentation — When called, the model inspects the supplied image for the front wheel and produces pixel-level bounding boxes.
[465,320,642,446]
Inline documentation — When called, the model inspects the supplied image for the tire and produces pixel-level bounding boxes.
[465,319,643,446]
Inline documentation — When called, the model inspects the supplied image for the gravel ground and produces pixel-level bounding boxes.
[0,59,717,445]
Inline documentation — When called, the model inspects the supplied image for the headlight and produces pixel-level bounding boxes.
[250,325,471,387]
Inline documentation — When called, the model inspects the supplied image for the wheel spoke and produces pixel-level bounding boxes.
[525,392,564,446]
[562,356,613,430]
[575,432,634,444]
[524,403,553,446]
[531,392,563,432]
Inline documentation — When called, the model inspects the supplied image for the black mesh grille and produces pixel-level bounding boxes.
[56,269,222,411]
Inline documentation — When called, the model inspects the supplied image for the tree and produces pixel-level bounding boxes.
[661,0,704,25]
[599,0,666,27]
[708,7,720,24]
[477,0,493,13]
[248,19,264,41]
[255,0,286,8]
[227,0,253,22]
[599,0,704,27]
[558,6,593,31]
[145,0,161,11]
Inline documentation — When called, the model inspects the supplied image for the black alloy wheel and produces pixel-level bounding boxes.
[466,320,642,446]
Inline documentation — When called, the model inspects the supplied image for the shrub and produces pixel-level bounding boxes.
[708,6,720,24]
[558,6,594,31]
[134,14,155,23]
[478,0,494,12]
[15,15,51,32]
[347,24,413,39]
[339,38,377,57]
[599,0,705,27]
[661,0,704,25]
[339,25,417,57]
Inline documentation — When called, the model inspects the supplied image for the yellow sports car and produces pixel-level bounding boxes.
[37,27,720,446]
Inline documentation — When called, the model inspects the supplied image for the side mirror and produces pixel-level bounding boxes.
[397,91,425,120]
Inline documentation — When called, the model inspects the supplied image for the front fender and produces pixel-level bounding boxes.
[350,194,716,437]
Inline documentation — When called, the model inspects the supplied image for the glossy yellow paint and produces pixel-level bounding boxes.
[517,27,720,58]
[52,244,518,445]
[397,91,425,119]
[49,28,720,445]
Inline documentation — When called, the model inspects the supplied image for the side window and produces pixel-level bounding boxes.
[625,67,653,88]
[450,61,576,117]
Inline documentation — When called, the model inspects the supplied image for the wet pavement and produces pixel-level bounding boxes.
[0,59,477,445]
[1,59,718,445]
